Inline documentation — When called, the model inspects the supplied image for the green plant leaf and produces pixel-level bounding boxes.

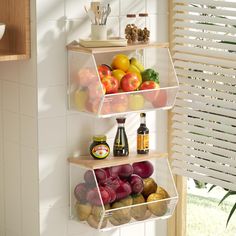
[208,185,216,192]
[226,203,236,227]
[219,190,236,205]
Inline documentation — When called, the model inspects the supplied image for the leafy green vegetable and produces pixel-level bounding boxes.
[141,68,159,84]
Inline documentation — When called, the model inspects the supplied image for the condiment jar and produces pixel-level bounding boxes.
[124,14,138,44]
[137,13,150,43]
[90,135,110,159]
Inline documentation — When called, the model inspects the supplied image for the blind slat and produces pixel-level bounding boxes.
[174,0,236,8]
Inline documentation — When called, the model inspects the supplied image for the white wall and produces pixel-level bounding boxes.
[0,0,169,236]
[37,0,169,236]
[0,1,39,236]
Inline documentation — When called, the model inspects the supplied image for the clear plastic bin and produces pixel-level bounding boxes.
[67,42,179,118]
[69,153,178,231]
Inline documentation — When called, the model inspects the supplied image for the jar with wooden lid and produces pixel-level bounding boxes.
[124,14,138,44]
[137,13,150,43]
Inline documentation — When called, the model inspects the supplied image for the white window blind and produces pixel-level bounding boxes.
[171,0,236,191]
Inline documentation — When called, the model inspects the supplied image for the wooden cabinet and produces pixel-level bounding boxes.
[0,0,30,61]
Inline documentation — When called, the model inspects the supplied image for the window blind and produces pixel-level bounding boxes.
[171,0,236,191]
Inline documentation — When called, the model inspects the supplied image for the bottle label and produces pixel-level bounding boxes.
[92,145,110,159]
[137,134,149,151]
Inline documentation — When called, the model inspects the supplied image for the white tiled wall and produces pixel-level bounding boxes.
[0,0,169,236]
[37,0,169,236]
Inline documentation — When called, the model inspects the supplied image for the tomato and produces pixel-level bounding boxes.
[140,81,160,102]
[111,54,130,72]
[111,69,126,88]
[101,76,119,94]
[97,64,111,79]
[120,72,141,92]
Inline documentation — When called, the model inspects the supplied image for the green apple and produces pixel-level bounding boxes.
[74,89,88,111]
[128,94,145,110]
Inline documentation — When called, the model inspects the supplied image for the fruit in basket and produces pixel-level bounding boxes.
[115,180,132,201]
[78,68,97,87]
[147,193,168,216]
[111,69,126,87]
[87,214,107,229]
[111,54,130,72]
[74,89,88,111]
[156,186,170,199]
[88,82,106,100]
[85,99,100,113]
[97,64,112,79]
[127,65,142,84]
[75,202,92,221]
[128,94,145,110]
[132,161,154,179]
[129,174,144,194]
[74,183,89,203]
[152,90,167,108]
[131,194,149,220]
[104,186,116,203]
[87,186,110,205]
[101,75,119,94]
[84,169,107,186]
[110,164,133,179]
[111,94,129,113]
[92,204,110,221]
[142,178,158,198]
[140,81,160,102]
[120,72,141,92]
[119,195,133,206]
[110,202,131,225]
[130,57,145,72]
[101,176,120,192]
[141,68,159,84]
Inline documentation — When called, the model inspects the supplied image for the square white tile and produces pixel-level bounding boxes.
[38,85,67,118]
[20,115,37,148]
[4,142,21,236]
[37,20,67,87]
[37,0,65,21]
[3,111,20,143]
[0,61,19,83]
[20,85,37,117]
[38,116,67,149]
[2,81,19,113]
[39,147,68,210]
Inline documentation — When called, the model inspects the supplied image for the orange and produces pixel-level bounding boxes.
[111,54,130,72]
[111,69,126,87]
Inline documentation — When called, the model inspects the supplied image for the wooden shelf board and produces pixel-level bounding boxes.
[67,41,169,54]
[0,52,29,61]
[68,152,168,169]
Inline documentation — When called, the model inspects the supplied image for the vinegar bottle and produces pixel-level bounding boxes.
[113,117,129,156]
[137,113,149,154]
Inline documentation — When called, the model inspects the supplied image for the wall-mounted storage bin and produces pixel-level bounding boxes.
[68,153,178,231]
[67,42,178,118]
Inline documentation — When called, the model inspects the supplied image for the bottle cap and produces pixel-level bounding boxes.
[140,113,146,117]
[93,135,107,142]
[139,13,149,17]
[116,117,126,123]
[126,14,136,18]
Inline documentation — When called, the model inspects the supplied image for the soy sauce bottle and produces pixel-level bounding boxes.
[137,113,149,154]
[113,117,129,156]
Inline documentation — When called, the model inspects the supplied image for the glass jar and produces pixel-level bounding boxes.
[137,13,150,43]
[90,135,110,159]
[124,14,138,44]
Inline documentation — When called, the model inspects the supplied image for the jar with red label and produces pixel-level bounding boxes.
[90,135,110,159]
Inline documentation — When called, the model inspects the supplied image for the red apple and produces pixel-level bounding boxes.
[97,64,112,79]
[120,72,141,92]
[77,68,97,87]
[111,94,129,113]
[140,81,160,102]
[101,76,119,94]
[152,90,167,108]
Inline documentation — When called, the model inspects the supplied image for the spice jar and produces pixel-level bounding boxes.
[90,135,110,159]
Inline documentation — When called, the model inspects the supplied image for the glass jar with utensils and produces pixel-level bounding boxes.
[84,2,111,40]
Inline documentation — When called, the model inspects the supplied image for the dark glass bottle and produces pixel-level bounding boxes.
[137,113,149,154]
[113,117,129,156]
